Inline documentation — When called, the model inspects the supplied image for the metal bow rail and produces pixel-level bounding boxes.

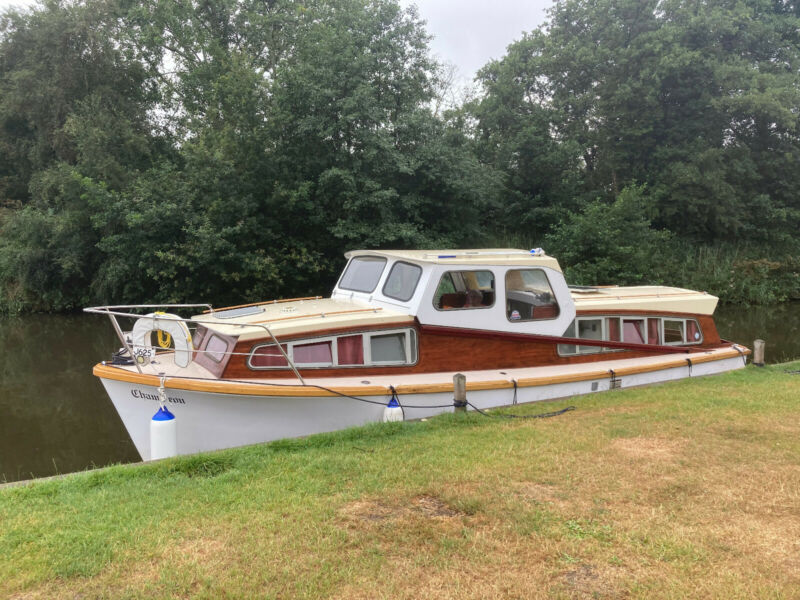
[83,304,306,385]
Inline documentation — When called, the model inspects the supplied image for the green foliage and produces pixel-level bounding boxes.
[0,0,498,312]
[545,186,673,285]
[1,0,799,311]
[473,0,800,294]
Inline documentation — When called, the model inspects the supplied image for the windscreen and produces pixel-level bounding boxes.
[338,256,387,293]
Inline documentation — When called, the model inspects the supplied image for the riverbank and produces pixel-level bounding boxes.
[2,362,799,598]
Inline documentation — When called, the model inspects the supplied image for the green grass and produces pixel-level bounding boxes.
[2,362,800,599]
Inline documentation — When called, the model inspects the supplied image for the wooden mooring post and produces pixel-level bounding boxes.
[453,373,467,413]
[753,339,765,367]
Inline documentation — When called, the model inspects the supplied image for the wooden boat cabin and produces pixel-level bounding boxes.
[188,249,724,380]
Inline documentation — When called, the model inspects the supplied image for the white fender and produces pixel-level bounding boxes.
[130,312,193,368]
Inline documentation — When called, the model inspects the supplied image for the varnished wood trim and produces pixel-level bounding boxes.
[203,296,323,313]
[250,307,382,324]
[94,347,747,398]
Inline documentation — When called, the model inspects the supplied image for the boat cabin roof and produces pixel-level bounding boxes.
[194,298,413,342]
[570,285,718,314]
[344,249,563,271]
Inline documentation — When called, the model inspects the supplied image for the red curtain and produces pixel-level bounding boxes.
[648,319,661,345]
[606,318,620,341]
[687,320,701,342]
[337,335,364,365]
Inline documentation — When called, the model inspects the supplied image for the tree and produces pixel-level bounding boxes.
[472,0,800,245]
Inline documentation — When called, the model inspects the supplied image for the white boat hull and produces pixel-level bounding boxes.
[100,352,747,460]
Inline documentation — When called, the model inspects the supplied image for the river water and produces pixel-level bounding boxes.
[1,304,799,483]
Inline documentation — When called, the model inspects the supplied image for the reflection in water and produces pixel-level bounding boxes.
[715,302,800,365]
[0,315,139,482]
[1,304,798,483]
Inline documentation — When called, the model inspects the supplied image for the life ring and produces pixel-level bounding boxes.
[130,312,193,368]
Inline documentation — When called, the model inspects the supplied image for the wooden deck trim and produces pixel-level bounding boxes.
[249,307,383,325]
[93,346,748,398]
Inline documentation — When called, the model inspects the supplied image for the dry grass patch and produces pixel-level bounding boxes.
[610,436,686,460]
[339,494,464,526]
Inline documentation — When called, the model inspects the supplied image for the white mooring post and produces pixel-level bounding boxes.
[753,339,765,367]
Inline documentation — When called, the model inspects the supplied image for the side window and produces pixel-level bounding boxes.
[506,269,560,321]
[248,329,418,369]
[250,344,289,368]
[337,335,364,365]
[577,318,603,354]
[205,334,229,362]
[382,261,422,302]
[558,318,603,355]
[292,341,333,366]
[559,315,703,356]
[622,319,646,344]
[369,333,407,364]
[433,270,495,310]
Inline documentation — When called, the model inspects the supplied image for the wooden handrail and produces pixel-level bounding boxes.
[250,307,383,325]
[202,296,323,314]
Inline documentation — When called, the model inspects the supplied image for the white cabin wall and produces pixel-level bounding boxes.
[414,264,575,336]
[330,256,577,336]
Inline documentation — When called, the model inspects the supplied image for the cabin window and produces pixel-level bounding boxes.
[558,318,603,355]
[382,261,422,302]
[250,344,289,368]
[559,315,703,356]
[664,320,684,344]
[369,333,406,364]
[433,270,495,310]
[622,319,646,344]
[292,341,333,366]
[664,319,703,344]
[337,335,364,365]
[205,334,229,363]
[247,328,417,369]
[338,256,387,293]
[505,269,560,321]
[578,319,603,353]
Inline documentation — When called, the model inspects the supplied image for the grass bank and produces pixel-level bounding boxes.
[2,363,800,599]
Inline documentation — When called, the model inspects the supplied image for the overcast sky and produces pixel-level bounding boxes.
[0,0,553,83]
[401,0,551,83]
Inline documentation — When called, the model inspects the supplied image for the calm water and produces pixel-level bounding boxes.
[1,304,799,483]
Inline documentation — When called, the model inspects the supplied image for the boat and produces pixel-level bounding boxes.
[85,249,750,460]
